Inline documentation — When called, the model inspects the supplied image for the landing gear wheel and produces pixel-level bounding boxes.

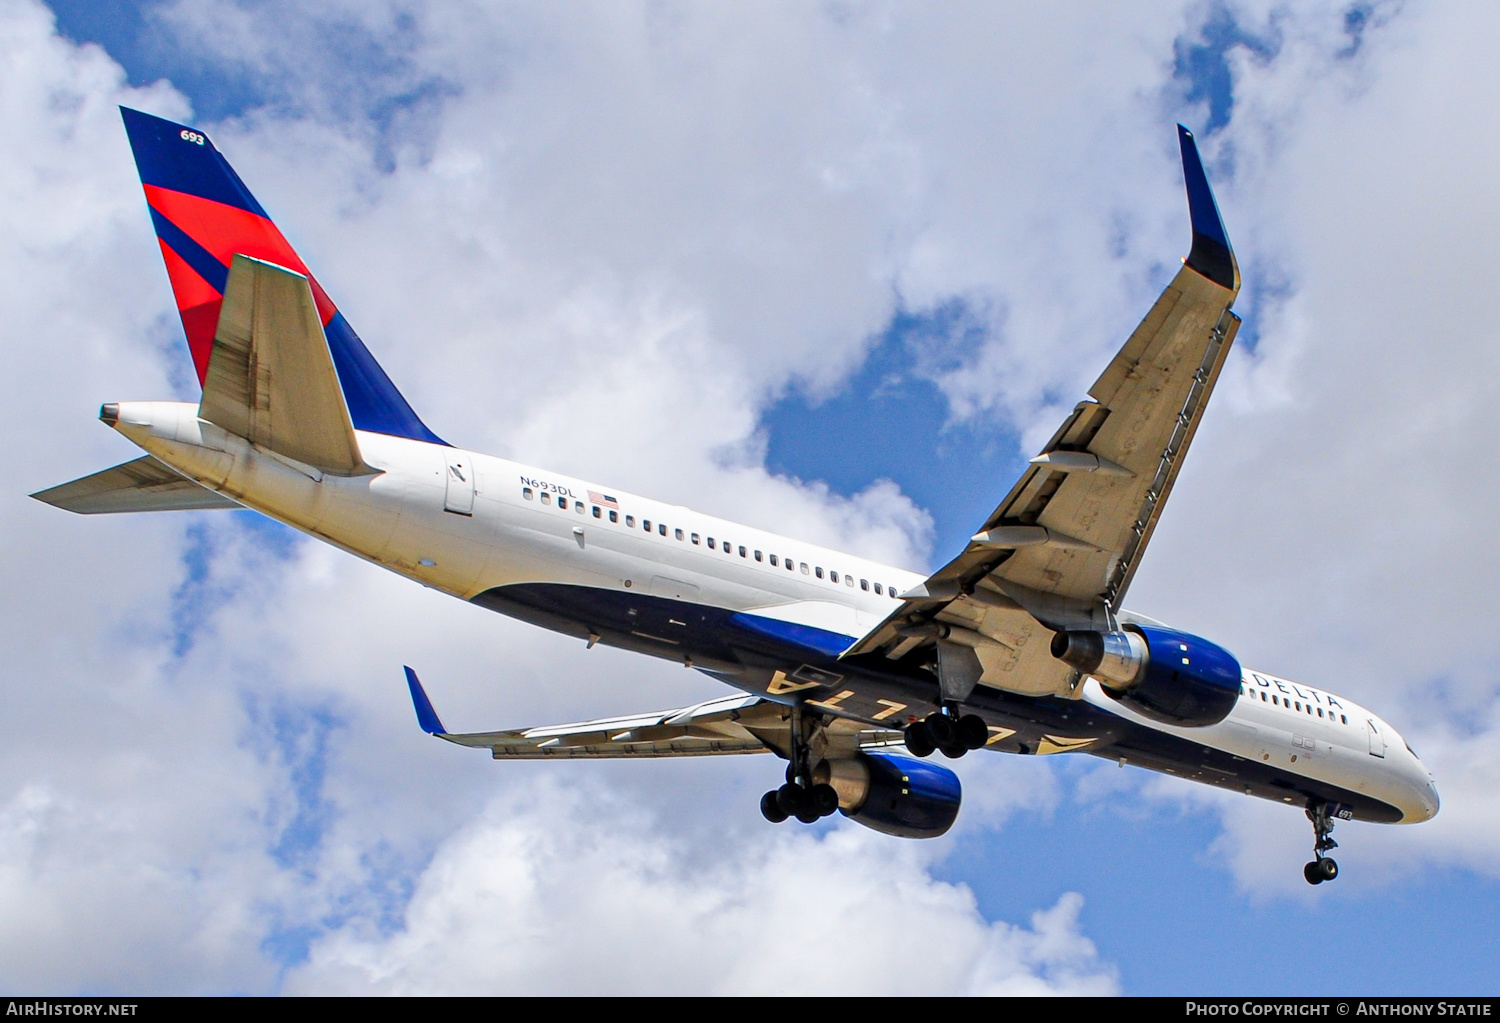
[904,720,935,758]
[1317,857,1339,881]
[776,783,805,818]
[760,790,789,824]
[1303,861,1324,886]
[810,783,840,817]
[957,714,989,751]
[925,712,956,747]
[939,742,967,759]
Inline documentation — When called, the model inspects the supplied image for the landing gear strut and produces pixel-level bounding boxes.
[760,703,840,826]
[1303,802,1340,885]
[904,705,988,759]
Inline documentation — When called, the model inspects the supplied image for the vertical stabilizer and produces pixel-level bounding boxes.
[119,107,445,445]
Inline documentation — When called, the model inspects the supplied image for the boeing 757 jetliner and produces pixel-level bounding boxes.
[34,109,1437,883]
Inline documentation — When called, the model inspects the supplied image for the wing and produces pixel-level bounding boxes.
[404,668,904,759]
[31,455,240,514]
[844,126,1241,702]
[201,254,373,476]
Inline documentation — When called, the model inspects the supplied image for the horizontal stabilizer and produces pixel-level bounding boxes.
[201,254,373,476]
[31,455,239,514]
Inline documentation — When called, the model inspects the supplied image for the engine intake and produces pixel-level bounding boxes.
[1051,625,1242,727]
[818,753,961,838]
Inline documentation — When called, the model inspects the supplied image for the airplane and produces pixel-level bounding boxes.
[32,108,1439,885]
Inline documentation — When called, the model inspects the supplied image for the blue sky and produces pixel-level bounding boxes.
[5,0,1500,995]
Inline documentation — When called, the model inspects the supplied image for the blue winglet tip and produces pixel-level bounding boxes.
[405,666,447,735]
[1176,124,1237,290]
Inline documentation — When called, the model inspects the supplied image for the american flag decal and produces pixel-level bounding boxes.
[588,491,620,509]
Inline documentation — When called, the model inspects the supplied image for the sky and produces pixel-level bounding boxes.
[3,0,1500,995]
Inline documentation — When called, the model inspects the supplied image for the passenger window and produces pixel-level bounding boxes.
[787,559,795,571]
[889,583,899,596]
[1318,708,1324,718]
[874,583,883,595]
[643,519,651,531]
[558,497,568,510]
[626,515,635,527]
[660,524,667,536]
[609,510,618,523]
[739,546,747,557]
[523,487,535,500]
[800,563,810,575]
[1261,693,1266,701]
[754,550,763,562]
[768,554,777,566]
[691,533,700,545]
[828,570,837,582]
[1341,714,1348,724]
[860,579,869,591]
[845,575,855,587]
[541,492,551,505]
[576,502,585,514]
[815,567,824,579]
[707,538,715,549]
[675,529,684,540]
[725,544,733,555]
[593,506,602,518]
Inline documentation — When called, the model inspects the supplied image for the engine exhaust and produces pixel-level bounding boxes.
[1050,629,1149,690]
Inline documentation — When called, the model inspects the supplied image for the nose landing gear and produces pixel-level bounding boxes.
[904,706,988,759]
[1303,802,1341,885]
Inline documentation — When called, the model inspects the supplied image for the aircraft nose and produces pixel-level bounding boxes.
[1402,761,1440,823]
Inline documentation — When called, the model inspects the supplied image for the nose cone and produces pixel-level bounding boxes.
[1401,752,1440,823]
[1412,775,1440,823]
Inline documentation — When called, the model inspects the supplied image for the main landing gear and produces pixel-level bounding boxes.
[1303,802,1340,885]
[903,706,988,759]
[760,703,840,826]
[759,772,839,825]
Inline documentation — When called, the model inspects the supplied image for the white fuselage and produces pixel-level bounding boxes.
[109,400,1439,824]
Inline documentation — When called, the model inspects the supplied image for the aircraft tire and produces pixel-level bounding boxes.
[905,721,936,758]
[926,712,956,747]
[1303,861,1324,885]
[1318,857,1339,881]
[957,714,989,750]
[776,783,806,817]
[761,790,789,824]
[811,783,839,816]
[939,742,967,760]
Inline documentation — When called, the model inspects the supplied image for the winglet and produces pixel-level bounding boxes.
[405,666,447,735]
[1177,125,1238,291]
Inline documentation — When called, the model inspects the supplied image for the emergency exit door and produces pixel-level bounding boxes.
[444,455,475,515]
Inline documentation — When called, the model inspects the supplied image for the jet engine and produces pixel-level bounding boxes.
[1051,624,1241,727]
[818,753,961,838]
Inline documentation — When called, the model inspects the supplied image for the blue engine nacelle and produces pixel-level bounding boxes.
[819,753,961,838]
[1051,624,1242,727]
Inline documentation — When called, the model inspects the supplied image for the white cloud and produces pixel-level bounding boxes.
[285,781,1115,996]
